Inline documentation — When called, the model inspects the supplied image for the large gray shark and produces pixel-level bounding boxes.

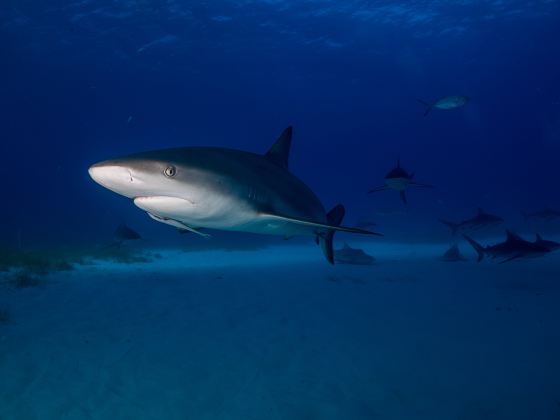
[88,127,381,264]
[463,231,551,264]
[440,208,504,235]
[418,96,470,116]
[367,159,432,204]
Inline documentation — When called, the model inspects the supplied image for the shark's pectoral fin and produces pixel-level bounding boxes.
[499,254,523,264]
[147,213,211,238]
[260,212,383,236]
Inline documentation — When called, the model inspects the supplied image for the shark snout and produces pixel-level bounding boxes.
[88,161,136,197]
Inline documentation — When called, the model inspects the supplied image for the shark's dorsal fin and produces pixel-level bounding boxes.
[343,242,351,249]
[536,233,543,241]
[265,126,292,170]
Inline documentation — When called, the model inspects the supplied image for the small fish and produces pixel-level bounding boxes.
[334,243,375,265]
[418,96,470,116]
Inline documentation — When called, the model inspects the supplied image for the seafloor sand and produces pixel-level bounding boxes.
[1,241,559,420]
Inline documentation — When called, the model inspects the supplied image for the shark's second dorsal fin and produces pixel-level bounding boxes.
[536,233,543,241]
[343,242,351,249]
[265,126,292,170]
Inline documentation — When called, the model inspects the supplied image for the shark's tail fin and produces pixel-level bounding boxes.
[463,234,484,262]
[440,219,460,235]
[417,99,432,117]
[319,204,345,264]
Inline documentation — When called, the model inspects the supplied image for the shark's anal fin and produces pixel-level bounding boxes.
[264,126,292,170]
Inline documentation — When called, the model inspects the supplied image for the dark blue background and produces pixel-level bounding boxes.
[1,0,559,247]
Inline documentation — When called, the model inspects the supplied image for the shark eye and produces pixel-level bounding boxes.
[164,165,176,178]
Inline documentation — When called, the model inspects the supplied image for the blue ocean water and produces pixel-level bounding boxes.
[1,1,560,419]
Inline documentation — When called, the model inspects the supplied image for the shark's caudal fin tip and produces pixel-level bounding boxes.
[463,234,484,262]
[319,204,345,264]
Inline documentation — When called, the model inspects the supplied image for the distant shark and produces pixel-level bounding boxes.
[440,208,503,235]
[89,127,381,264]
[463,231,552,264]
[114,223,141,242]
[367,159,432,204]
[522,208,560,222]
[417,96,470,117]
[440,243,467,262]
[534,233,560,251]
[334,243,375,265]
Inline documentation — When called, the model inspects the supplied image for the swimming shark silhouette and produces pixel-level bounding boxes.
[334,242,376,265]
[88,127,381,264]
[463,230,551,264]
[367,159,432,204]
[440,208,504,235]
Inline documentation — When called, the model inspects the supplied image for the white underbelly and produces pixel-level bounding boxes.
[134,195,255,229]
[134,195,315,237]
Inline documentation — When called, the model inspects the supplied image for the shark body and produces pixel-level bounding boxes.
[367,159,432,204]
[440,208,504,235]
[463,231,552,264]
[88,127,380,263]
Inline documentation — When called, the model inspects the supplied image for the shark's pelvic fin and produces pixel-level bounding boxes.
[265,126,292,170]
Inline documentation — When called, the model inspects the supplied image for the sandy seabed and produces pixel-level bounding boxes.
[0,241,559,420]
